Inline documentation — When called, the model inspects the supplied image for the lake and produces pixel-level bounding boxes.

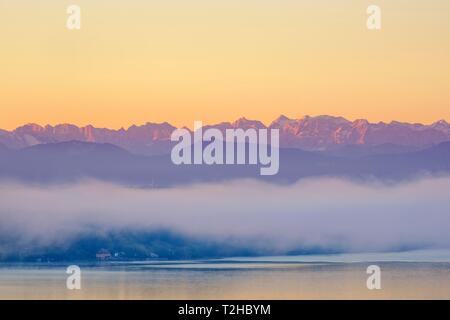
[1,250,450,299]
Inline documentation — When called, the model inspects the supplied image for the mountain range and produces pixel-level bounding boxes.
[1,116,450,261]
[1,139,449,186]
[1,115,449,155]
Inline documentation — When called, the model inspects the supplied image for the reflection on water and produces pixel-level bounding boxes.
[1,250,450,300]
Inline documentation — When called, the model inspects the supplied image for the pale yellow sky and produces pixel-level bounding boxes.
[0,0,449,130]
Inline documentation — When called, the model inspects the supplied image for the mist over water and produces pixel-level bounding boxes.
[1,176,450,254]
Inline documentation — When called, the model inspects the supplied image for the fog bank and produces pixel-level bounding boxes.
[1,177,450,253]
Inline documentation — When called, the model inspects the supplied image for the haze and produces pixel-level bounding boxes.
[1,176,450,253]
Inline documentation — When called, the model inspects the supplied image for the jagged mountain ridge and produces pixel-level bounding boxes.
[0,115,449,155]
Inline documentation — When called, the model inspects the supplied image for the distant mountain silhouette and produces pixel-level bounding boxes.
[0,142,9,153]
[0,115,449,155]
[1,140,449,186]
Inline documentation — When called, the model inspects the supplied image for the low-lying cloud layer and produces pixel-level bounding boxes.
[1,176,450,254]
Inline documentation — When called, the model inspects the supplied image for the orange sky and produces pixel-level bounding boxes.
[1,0,449,130]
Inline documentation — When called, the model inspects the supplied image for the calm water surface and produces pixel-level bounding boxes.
[1,250,450,299]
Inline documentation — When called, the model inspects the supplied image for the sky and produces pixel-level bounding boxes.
[1,0,450,130]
